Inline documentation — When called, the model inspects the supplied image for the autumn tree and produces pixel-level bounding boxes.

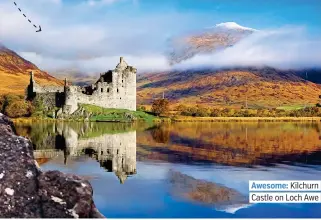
[151,98,170,116]
[4,99,34,118]
[317,95,321,107]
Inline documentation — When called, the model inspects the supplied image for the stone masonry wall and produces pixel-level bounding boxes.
[34,93,57,110]
[33,84,64,94]
[65,65,136,114]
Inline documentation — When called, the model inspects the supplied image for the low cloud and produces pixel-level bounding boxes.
[174,27,321,70]
[19,52,170,74]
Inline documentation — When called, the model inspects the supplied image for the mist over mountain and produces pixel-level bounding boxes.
[166,22,257,65]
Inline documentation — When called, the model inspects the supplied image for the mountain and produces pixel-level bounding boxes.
[166,22,256,65]
[0,44,63,95]
[137,67,321,109]
[51,69,97,86]
[55,66,321,109]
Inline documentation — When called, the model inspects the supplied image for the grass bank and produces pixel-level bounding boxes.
[81,104,163,124]
[276,105,314,111]
[12,115,321,124]
[172,116,321,122]
[12,105,166,124]
[12,117,56,123]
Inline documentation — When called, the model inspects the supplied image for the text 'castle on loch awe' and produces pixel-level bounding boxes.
[26,57,137,115]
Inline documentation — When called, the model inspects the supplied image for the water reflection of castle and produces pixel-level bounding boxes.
[32,123,137,184]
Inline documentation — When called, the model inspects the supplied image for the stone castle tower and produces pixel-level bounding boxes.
[63,57,137,114]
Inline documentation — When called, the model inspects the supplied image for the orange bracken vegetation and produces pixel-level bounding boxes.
[137,69,321,109]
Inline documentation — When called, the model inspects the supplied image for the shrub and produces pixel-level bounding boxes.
[176,104,188,112]
[210,109,221,117]
[0,95,5,112]
[137,105,147,112]
[195,106,211,117]
[151,98,170,116]
[181,106,198,116]
[221,108,235,117]
[2,94,22,111]
[178,105,321,118]
[4,100,34,118]
[33,97,45,112]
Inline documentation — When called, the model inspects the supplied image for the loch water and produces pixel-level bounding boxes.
[14,121,321,218]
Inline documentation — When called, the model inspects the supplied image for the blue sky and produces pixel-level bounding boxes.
[0,0,320,72]
[138,0,320,31]
[56,0,321,35]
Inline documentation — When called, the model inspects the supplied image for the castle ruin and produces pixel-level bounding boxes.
[26,57,137,115]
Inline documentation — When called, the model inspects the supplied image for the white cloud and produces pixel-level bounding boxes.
[49,0,61,4]
[87,0,120,6]
[174,27,321,70]
[19,52,170,73]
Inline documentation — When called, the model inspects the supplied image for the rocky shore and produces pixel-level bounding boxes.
[0,113,105,218]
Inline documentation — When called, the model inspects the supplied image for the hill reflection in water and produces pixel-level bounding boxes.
[13,121,321,217]
[138,122,321,166]
[14,121,321,168]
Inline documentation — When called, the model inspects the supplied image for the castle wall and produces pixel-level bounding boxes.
[33,84,64,93]
[34,92,65,110]
[64,68,136,114]
[26,71,65,110]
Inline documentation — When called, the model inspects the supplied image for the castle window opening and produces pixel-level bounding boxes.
[117,88,119,93]
[122,80,123,83]
[101,88,103,92]
[117,149,119,154]
[101,151,103,155]
[107,88,109,93]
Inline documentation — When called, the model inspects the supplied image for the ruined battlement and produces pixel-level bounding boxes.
[26,57,136,115]
[27,71,64,94]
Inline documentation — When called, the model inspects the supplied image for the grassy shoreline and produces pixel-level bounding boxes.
[11,117,168,123]
[172,116,321,122]
[12,116,321,124]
